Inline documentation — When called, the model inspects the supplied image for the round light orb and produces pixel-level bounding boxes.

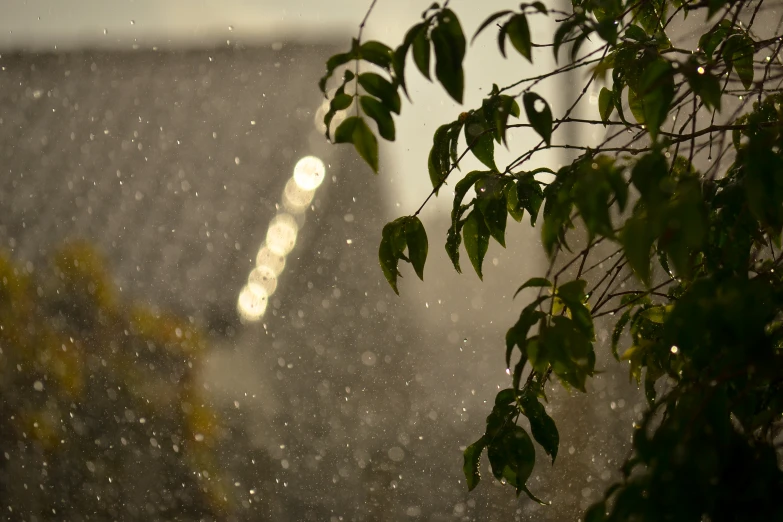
[293,156,326,191]
[256,246,286,275]
[283,177,315,214]
[248,265,278,295]
[237,283,268,321]
[266,213,298,256]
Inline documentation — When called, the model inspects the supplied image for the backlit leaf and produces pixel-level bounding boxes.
[463,209,490,279]
[432,9,466,103]
[598,87,614,124]
[412,26,432,80]
[463,436,487,491]
[506,14,532,62]
[358,73,401,114]
[523,92,553,146]
[404,217,428,280]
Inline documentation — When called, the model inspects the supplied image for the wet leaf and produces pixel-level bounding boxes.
[463,209,490,279]
[463,436,487,491]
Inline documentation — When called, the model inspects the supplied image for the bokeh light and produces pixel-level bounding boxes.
[236,283,268,321]
[283,177,315,214]
[266,213,298,256]
[293,156,325,191]
[248,265,278,295]
[256,246,286,275]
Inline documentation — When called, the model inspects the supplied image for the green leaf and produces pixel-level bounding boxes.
[431,9,466,103]
[360,96,396,141]
[540,316,595,391]
[611,309,632,360]
[627,87,645,124]
[506,305,545,367]
[699,19,732,59]
[334,117,379,173]
[595,19,618,45]
[513,277,552,299]
[446,217,466,273]
[553,20,578,62]
[463,436,487,491]
[324,88,352,140]
[622,215,654,286]
[330,93,353,111]
[497,19,510,57]
[428,124,452,191]
[463,209,490,280]
[446,171,490,273]
[707,0,728,19]
[598,87,614,124]
[624,24,648,42]
[572,161,615,241]
[487,425,536,490]
[359,40,394,70]
[641,305,666,324]
[506,14,532,62]
[556,280,593,339]
[521,392,559,463]
[464,110,497,170]
[472,10,513,44]
[480,196,508,247]
[319,48,357,94]
[412,26,432,80]
[687,67,722,112]
[723,33,755,90]
[494,388,517,406]
[483,94,521,145]
[393,22,427,97]
[518,484,547,505]
[517,176,544,226]
[379,221,403,294]
[357,73,401,114]
[661,178,706,278]
[505,182,525,222]
[637,59,675,139]
[404,217,428,280]
[523,92,553,146]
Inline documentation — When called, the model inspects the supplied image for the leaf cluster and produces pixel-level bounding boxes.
[321,0,783,519]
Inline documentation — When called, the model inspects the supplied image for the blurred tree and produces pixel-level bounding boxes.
[0,242,234,521]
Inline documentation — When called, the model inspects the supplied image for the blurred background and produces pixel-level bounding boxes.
[0,1,641,520]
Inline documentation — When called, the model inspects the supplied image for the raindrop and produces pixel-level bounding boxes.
[388,446,405,462]
[361,351,377,366]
